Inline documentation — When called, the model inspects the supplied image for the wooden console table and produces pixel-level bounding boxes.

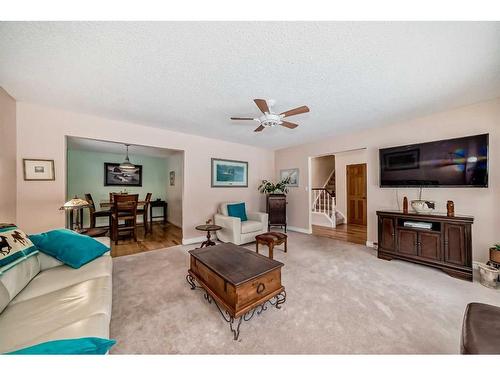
[150,200,167,225]
[377,210,473,281]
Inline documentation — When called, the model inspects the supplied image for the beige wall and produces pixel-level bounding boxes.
[311,155,335,188]
[333,149,367,220]
[276,98,500,262]
[16,102,274,241]
[0,88,17,223]
[165,152,184,228]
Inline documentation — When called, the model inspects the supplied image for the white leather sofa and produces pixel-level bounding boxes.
[214,202,268,245]
[0,237,112,353]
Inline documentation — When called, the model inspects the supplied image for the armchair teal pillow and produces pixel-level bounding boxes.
[29,229,109,269]
[6,337,116,355]
[227,202,248,222]
[0,224,39,275]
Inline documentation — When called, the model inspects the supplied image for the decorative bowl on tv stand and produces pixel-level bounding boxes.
[410,200,436,214]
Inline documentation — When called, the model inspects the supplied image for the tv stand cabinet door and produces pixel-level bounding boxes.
[379,216,396,251]
[418,232,442,261]
[444,223,467,266]
[397,229,418,256]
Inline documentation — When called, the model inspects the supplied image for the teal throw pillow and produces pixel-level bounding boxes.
[0,224,39,275]
[29,229,109,269]
[227,202,248,222]
[6,337,116,355]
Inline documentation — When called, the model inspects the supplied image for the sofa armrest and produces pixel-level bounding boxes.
[214,214,241,231]
[214,214,242,244]
[247,212,268,229]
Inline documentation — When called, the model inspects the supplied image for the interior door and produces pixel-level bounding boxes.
[346,163,367,225]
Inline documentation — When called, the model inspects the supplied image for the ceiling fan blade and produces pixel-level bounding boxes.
[254,125,265,132]
[281,121,299,129]
[254,99,270,114]
[280,105,310,118]
[230,117,255,120]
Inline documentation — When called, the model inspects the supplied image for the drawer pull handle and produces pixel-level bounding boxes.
[256,283,266,294]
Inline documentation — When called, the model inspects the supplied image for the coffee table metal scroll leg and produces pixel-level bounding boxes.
[230,316,243,341]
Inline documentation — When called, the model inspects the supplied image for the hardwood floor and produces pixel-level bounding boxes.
[109,222,182,257]
[312,223,367,245]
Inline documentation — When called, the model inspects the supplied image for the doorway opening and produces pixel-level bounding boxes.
[65,136,184,257]
[310,149,367,245]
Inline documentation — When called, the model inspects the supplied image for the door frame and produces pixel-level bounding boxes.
[346,163,367,226]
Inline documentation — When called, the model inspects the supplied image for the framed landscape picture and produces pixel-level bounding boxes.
[211,158,248,187]
[104,162,143,186]
[23,159,55,181]
[280,168,299,187]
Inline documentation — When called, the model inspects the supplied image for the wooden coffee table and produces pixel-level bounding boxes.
[186,243,286,340]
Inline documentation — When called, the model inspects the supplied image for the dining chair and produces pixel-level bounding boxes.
[84,193,112,229]
[111,194,139,245]
[137,193,153,234]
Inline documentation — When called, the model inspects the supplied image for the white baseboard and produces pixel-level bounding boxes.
[366,240,375,248]
[182,236,206,245]
[288,226,312,234]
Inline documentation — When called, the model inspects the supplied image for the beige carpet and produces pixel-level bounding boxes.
[110,231,499,354]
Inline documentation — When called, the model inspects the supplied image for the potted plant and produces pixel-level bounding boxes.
[258,177,291,195]
[490,243,500,264]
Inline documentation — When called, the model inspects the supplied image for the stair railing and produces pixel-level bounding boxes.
[312,188,335,217]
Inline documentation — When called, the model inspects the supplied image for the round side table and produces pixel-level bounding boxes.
[195,224,222,248]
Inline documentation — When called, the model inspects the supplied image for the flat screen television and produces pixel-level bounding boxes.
[379,134,488,187]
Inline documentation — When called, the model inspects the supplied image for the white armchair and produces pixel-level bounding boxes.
[214,202,268,245]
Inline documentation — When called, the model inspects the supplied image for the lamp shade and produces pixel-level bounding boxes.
[119,144,136,171]
[60,196,89,210]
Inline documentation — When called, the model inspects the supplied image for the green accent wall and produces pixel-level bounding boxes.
[67,149,168,227]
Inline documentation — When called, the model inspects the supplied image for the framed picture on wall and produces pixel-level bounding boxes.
[104,163,143,186]
[170,171,175,186]
[23,159,55,181]
[211,158,248,187]
[280,168,299,187]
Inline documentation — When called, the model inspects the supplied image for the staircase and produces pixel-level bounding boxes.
[311,189,345,228]
[324,170,335,195]
[311,168,345,228]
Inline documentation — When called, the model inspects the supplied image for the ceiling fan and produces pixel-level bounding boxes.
[231,99,310,132]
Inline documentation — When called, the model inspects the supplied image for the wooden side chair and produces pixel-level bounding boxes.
[84,193,111,229]
[111,194,139,244]
[137,193,153,234]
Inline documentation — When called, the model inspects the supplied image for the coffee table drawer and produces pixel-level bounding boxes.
[236,269,281,309]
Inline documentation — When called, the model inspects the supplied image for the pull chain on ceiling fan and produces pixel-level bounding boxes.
[230,99,310,132]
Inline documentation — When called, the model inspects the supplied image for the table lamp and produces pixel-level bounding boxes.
[60,196,89,233]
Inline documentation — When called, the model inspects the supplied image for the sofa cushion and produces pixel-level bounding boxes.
[0,276,112,353]
[0,255,40,314]
[227,202,248,222]
[241,220,263,234]
[10,253,112,305]
[6,337,116,355]
[29,229,109,269]
[0,224,38,274]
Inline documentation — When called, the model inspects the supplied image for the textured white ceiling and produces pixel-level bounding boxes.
[67,137,180,158]
[1,22,500,150]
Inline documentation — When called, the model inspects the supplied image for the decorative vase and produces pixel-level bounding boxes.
[410,200,436,214]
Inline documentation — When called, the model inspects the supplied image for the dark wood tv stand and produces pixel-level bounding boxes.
[376,210,473,281]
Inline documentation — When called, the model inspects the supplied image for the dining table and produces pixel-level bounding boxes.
[99,200,147,208]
